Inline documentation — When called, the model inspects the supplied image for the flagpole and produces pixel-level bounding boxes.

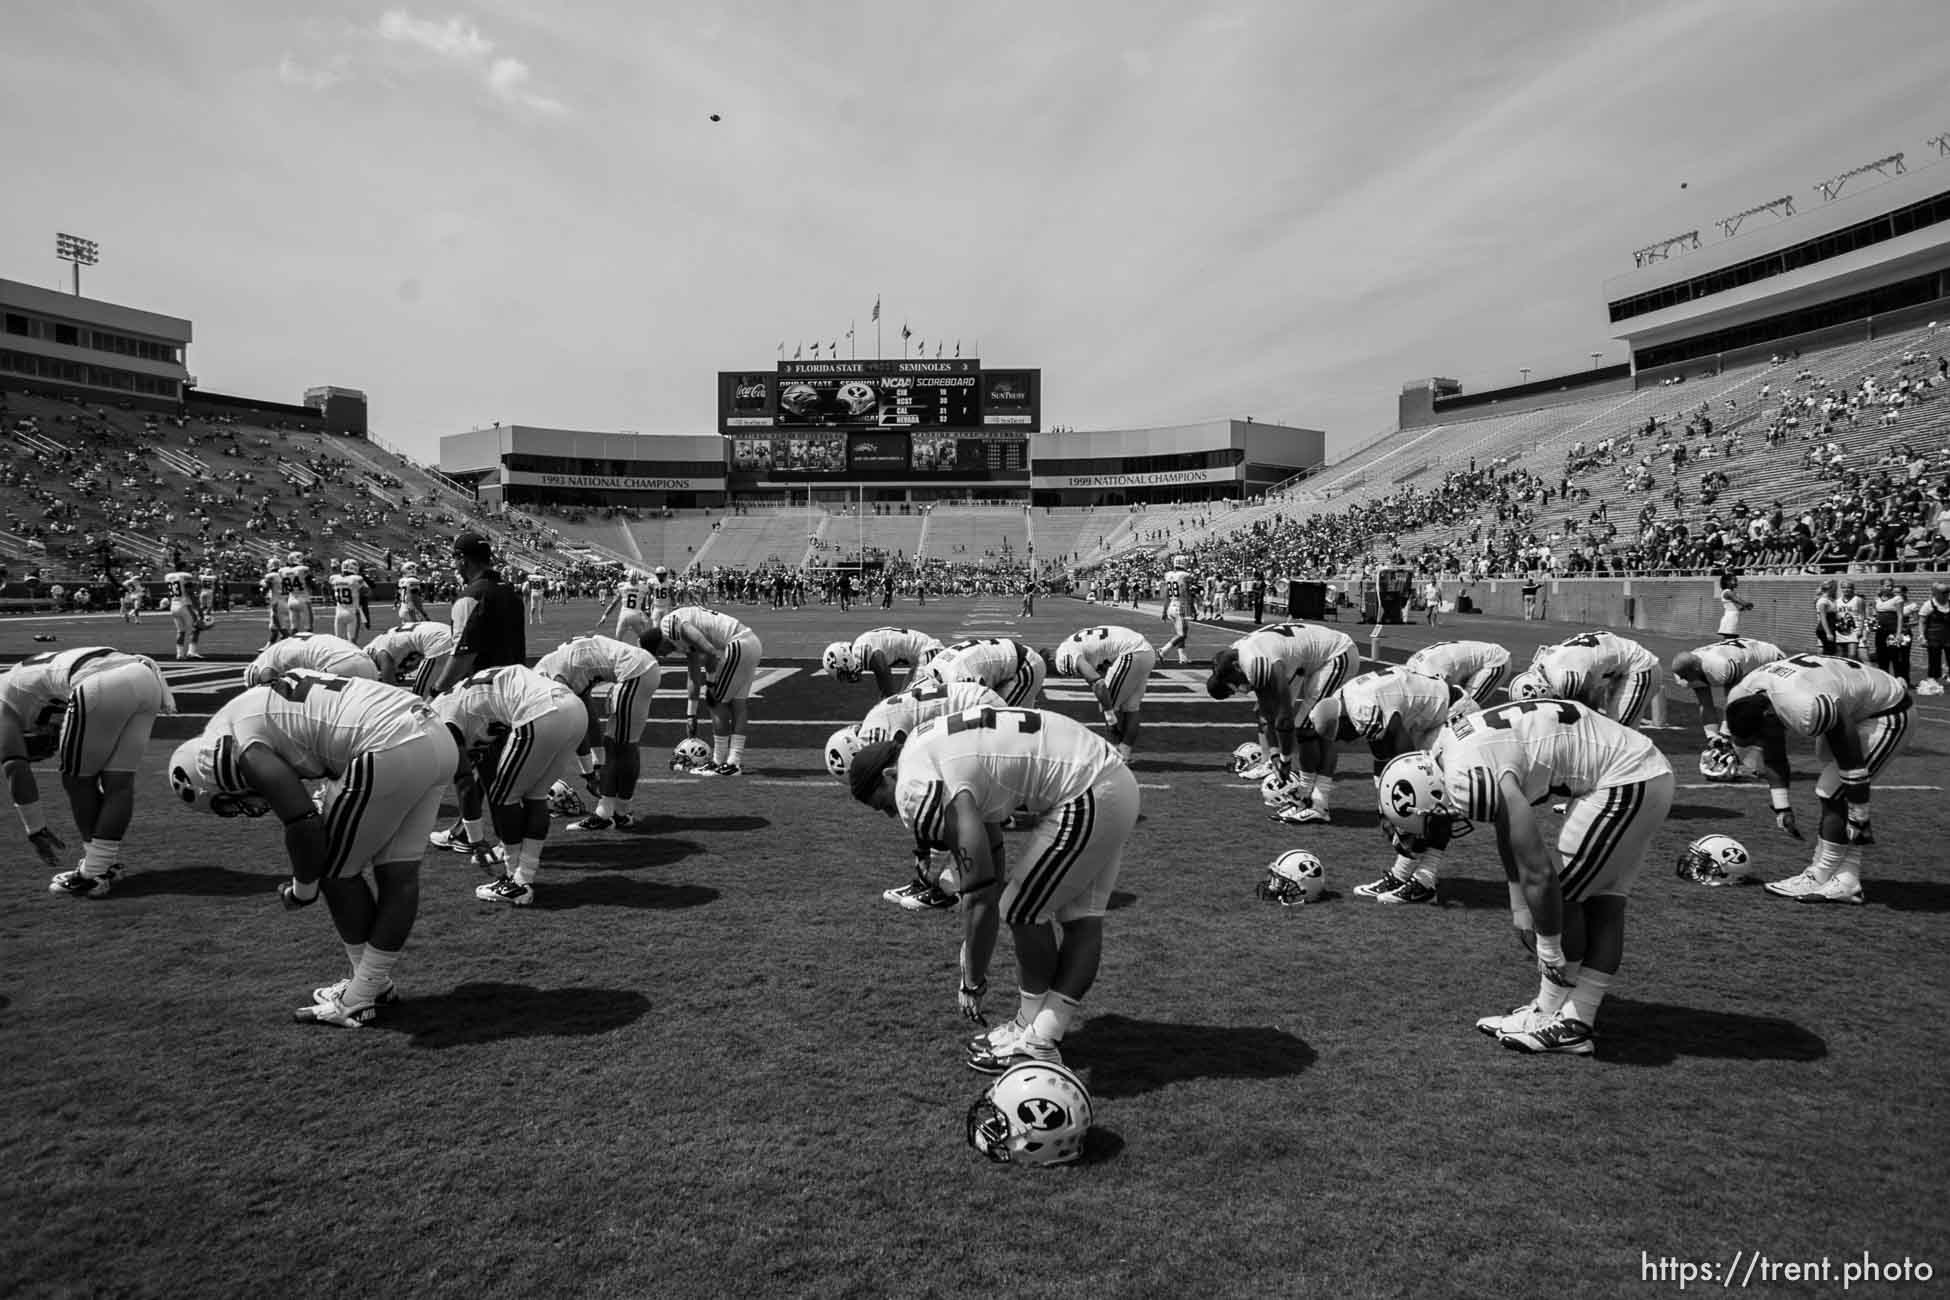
[851,321,856,361]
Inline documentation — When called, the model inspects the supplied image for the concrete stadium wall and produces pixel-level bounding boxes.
[1439,574,1947,648]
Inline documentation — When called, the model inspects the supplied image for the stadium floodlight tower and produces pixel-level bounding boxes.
[1929,132,1950,159]
[1630,230,1700,269]
[56,232,99,296]
[1716,195,1795,240]
[1815,153,1904,202]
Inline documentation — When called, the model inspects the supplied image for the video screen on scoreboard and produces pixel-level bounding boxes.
[981,370,1038,427]
[910,431,976,472]
[846,432,909,471]
[720,373,775,428]
[773,365,981,429]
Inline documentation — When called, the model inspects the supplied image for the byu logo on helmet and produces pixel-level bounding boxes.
[1017,1097,1068,1131]
[1387,778,1421,819]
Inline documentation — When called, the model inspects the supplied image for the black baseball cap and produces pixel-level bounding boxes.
[453,532,492,562]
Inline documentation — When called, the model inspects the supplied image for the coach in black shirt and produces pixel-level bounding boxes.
[433,531,527,690]
[430,532,527,854]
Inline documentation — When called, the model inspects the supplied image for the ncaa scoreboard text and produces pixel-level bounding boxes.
[718,361,1040,433]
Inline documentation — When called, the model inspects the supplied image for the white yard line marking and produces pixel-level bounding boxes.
[1677,782,1942,792]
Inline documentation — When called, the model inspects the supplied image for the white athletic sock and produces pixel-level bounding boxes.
[84,838,121,874]
[1014,989,1048,1030]
[1415,849,1446,886]
[1809,839,1843,883]
[343,942,366,975]
[1388,855,1415,883]
[462,818,487,845]
[1537,963,1581,1016]
[1028,992,1082,1045]
[594,797,617,819]
[512,839,544,885]
[347,946,400,1005]
[713,735,730,765]
[1311,777,1334,812]
[727,736,747,765]
[1566,968,1612,1026]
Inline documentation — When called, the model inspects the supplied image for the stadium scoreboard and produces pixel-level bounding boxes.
[718,360,1039,434]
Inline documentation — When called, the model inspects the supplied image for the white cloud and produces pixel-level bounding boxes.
[277,53,349,90]
[276,10,567,115]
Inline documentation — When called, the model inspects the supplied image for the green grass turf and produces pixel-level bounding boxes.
[4,598,1948,1298]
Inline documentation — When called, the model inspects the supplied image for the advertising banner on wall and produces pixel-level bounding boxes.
[981,370,1039,428]
[719,373,775,428]
[1031,464,1238,489]
[504,469,723,491]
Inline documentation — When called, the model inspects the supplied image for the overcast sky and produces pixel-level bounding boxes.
[4,1,1947,463]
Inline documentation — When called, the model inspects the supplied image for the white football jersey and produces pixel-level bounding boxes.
[1057,626,1152,682]
[247,633,369,680]
[852,626,944,670]
[1234,623,1356,696]
[163,571,196,604]
[1,647,138,724]
[434,665,578,745]
[859,679,1006,743]
[1533,631,1658,703]
[1339,667,1465,748]
[122,576,142,597]
[660,606,749,655]
[615,578,652,616]
[1684,638,1785,689]
[364,622,457,666]
[396,575,424,607]
[534,634,662,693]
[1163,569,1195,607]
[895,707,1124,844]
[210,673,431,778]
[280,564,311,597]
[199,569,219,593]
[330,573,366,607]
[1433,699,1672,820]
[929,638,1039,692]
[1725,654,1909,737]
[646,572,675,616]
[1405,640,1511,683]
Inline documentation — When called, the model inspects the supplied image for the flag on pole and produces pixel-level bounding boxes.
[777,341,785,356]
[794,343,802,359]
[954,340,961,357]
[900,322,911,341]
[829,340,837,354]
[872,296,881,322]
[846,324,855,339]
[811,341,821,357]
[916,337,924,355]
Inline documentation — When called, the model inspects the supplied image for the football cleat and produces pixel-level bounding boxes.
[1255,849,1325,905]
[1378,877,1437,905]
[966,1019,1027,1055]
[428,825,473,853]
[293,991,379,1028]
[1501,1014,1596,1056]
[698,761,741,777]
[1803,873,1864,905]
[475,874,535,906]
[1476,1001,1545,1039]
[48,866,120,899]
[1763,869,1827,899]
[1272,804,1329,826]
[966,1034,1063,1076]
[898,882,956,912]
[882,880,925,905]
[966,1060,1092,1167]
[1353,871,1408,899]
[312,977,400,1007]
[566,814,615,832]
[1676,833,1749,886]
[610,811,635,829]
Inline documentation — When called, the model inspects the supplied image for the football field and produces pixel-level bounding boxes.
[4,597,1947,1299]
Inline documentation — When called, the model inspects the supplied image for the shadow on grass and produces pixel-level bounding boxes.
[544,838,707,871]
[1595,998,1827,1067]
[1107,890,1137,911]
[629,814,771,834]
[538,877,719,911]
[114,866,274,898]
[1432,877,1516,910]
[1076,1125,1126,1166]
[1668,802,1743,822]
[1067,1013,1315,1099]
[1868,880,1950,912]
[386,981,651,1048]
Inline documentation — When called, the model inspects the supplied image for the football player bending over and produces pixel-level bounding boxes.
[1047,624,1158,762]
[364,621,458,698]
[1723,653,1911,906]
[822,626,946,698]
[847,706,1140,1074]
[1207,622,1357,825]
[534,633,663,831]
[434,665,592,907]
[826,678,1007,913]
[1403,639,1512,707]
[649,606,763,776]
[1338,666,1480,904]
[1531,630,1672,729]
[922,637,1047,708]
[244,631,379,685]
[5,646,176,897]
[1669,638,1784,780]
[168,670,457,1026]
[1380,698,1674,1055]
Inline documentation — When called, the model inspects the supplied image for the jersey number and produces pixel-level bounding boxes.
[1787,653,1863,671]
[1475,700,1580,730]
[269,671,348,703]
[942,707,1042,737]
